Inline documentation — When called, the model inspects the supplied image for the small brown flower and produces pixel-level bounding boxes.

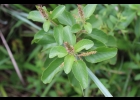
[64,42,74,54]
[78,51,97,57]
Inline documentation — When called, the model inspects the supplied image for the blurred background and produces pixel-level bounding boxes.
[0,4,140,97]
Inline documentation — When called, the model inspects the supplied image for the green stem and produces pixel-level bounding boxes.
[108,56,124,85]
[76,30,87,38]
[84,78,91,97]
[100,67,125,74]
[76,31,82,38]
[122,69,132,96]
[45,10,57,26]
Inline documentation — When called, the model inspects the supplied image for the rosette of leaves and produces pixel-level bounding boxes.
[27,4,117,96]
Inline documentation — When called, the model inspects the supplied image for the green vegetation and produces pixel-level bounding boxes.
[0,4,140,97]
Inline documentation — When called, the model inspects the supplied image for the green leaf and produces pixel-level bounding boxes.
[88,28,108,44]
[72,60,88,89]
[74,39,94,52]
[117,9,135,29]
[49,4,57,9]
[129,4,140,10]
[43,56,56,68]
[109,55,117,65]
[33,30,45,40]
[23,63,42,74]
[106,35,117,47]
[41,43,57,52]
[109,15,118,24]
[41,58,63,84]
[85,47,117,63]
[0,58,9,68]
[87,15,102,29]
[136,53,140,61]
[135,16,140,38]
[27,10,45,22]
[84,22,92,34]
[51,5,65,19]
[54,25,63,45]
[117,37,131,51]
[92,39,106,49]
[32,30,55,45]
[127,86,137,97]
[0,65,13,70]
[57,10,76,26]
[64,54,75,74]
[137,11,140,16]
[106,20,113,29]
[0,46,8,56]
[49,46,68,58]
[83,4,97,19]
[134,74,140,81]
[43,20,50,32]
[37,34,55,45]
[63,26,76,45]
[68,71,83,95]
[71,24,82,33]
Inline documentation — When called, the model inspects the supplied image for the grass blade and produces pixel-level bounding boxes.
[87,68,113,97]
[0,7,41,30]
[12,4,30,13]
[0,57,9,66]
[0,84,8,97]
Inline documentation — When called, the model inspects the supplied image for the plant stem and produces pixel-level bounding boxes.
[76,30,87,38]
[84,78,91,97]
[0,30,25,85]
[122,69,132,96]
